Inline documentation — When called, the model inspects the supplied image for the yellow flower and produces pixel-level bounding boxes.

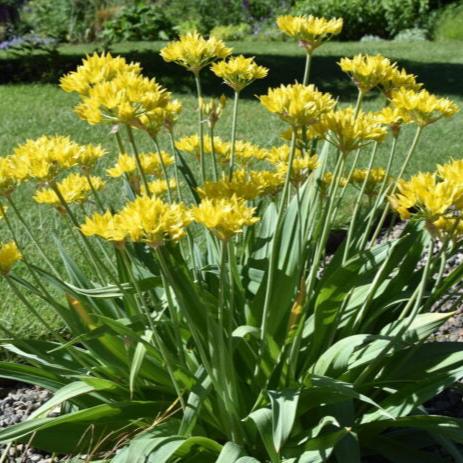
[0,157,20,195]
[374,106,406,137]
[380,67,422,98]
[76,144,107,170]
[60,52,142,96]
[141,179,178,197]
[0,241,22,275]
[160,32,232,74]
[175,135,230,162]
[75,72,170,126]
[12,136,81,181]
[117,196,191,246]
[277,15,343,52]
[193,195,259,240]
[339,54,396,94]
[260,83,335,127]
[200,95,227,128]
[81,211,126,242]
[389,172,463,221]
[321,172,348,190]
[197,169,283,200]
[437,159,463,185]
[314,108,387,154]
[351,168,388,196]
[139,98,183,136]
[391,88,459,127]
[280,125,320,149]
[277,156,319,185]
[211,55,268,92]
[34,173,104,207]
[107,152,173,178]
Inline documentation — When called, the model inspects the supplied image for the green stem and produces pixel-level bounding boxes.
[342,141,379,263]
[6,195,60,277]
[209,126,219,181]
[228,91,240,180]
[353,90,364,119]
[84,172,105,212]
[115,131,125,153]
[194,73,206,183]
[369,126,423,246]
[302,52,313,85]
[126,125,151,196]
[151,136,173,202]
[168,130,184,201]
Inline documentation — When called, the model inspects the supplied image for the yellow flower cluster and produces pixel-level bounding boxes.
[390,161,463,239]
[211,55,268,92]
[75,72,170,125]
[268,145,319,185]
[197,169,283,200]
[351,168,388,197]
[0,157,21,196]
[34,173,104,208]
[200,95,227,128]
[81,196,191,246]
[260,83,335,127]
[12,136,81,181]
[314,108,387,154]
[60,52,141,96]
[107,152,174,178]
[142,179,178,197]
[193,195,259,241]
[0,241,22,275]
[277,15,343,52]
[139,99,183,136]
[339,54,421,95]
[390,88,459,127]
[160,32,232,74]
[321,172,349,190]
[75,144,107,170]
[374,106,406,136]
[176,135,266,164]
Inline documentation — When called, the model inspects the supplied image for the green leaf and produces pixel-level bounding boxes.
[268,389,300,452]
[246,408,279,463]
[129,334,150,399]
[216,442,245,462]
[0,401,170,453]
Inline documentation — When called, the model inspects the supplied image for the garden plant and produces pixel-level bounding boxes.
[0,13,463,462]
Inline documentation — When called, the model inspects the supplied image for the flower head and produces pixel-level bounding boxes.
[139,98,183,136]
[391,88,459,127]
[12,136,81,181]
[75,144,106,170]
[260,83,335,127]
[351,168,388,197]
[0,242,22,275]
[107,152,173,178]
[374,106,406,137]
[277,15,343,52]
[200,95,227,128]
[193,195,259,240]
[141,179,178,197]
[339,54,397,94]
[0,157,20,195]
[211,55,268,92]
[176,135,230,162]
[34,173,104,208]
[81,211,126,242]
[60,52,142,96]
[197,169,283,200]
[75,72,170,126]
[380,67,422,98]
[160,32,232,74]
[314,108,387,154]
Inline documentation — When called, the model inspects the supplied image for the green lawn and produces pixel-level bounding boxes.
[0,39,462,338]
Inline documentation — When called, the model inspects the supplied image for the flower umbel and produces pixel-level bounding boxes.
[0,241,22,275]
[260,83,335,127]
[193,195,259,240]
[160,32,232,74]
[277,15,343,53]
[211,55,268,92]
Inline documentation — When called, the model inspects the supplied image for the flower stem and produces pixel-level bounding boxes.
[151,136,173,202]
[302,52,313,85]
[126,125,151,196]
[228,91,240,180]
[194,74,206,183]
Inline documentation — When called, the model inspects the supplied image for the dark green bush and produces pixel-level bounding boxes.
[100,2,174,42]
[292,0,431,40]
[433,1,463,40]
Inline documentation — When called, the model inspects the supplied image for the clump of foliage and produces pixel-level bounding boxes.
[433,1,463,40]
[0,14,463,463]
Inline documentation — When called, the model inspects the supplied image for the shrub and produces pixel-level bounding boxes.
[100,2,174,42]
[433,1,463,40]
[0,15,462,463]
[210,23,253,41]
[292,0,431,39]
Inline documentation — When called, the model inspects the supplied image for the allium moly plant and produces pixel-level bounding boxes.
[1,15,463,463]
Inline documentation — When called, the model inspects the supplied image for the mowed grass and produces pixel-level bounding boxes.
[0,40,462,338]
